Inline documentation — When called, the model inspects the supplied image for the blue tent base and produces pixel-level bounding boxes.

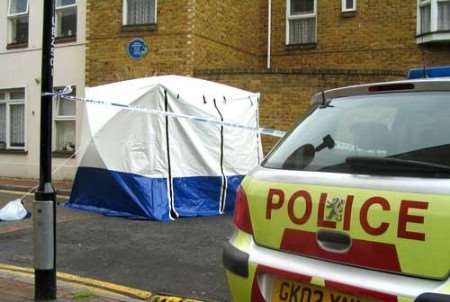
[64,203,152,220]
[67,167,243,222]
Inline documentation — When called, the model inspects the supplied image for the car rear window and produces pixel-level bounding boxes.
[263,91,450,178]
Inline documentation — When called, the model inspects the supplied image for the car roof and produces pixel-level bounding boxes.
[312,78,450,105]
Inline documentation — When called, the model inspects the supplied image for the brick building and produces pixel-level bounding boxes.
[0,0,447,180]
[87,0,450,150]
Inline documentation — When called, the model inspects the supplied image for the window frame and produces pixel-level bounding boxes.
[0,88,27,151]
[262,91,450,178]
[417,0,450,35]
[53,86,76,154]
[122,0,158,26]
[7,0,29,17]
[341,0,357,13]
[7,0,29,46]
[55,0,78,40]
[285,0,317,45]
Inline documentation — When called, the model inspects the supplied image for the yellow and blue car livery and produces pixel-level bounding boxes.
[223,79,450,302]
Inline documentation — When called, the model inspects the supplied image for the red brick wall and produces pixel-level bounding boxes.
[269,0,450,70]
[196,69,404,152]
[87,0,450,86]
[87,0,450,153]
[86,0,195,86]
[192,0,266,69]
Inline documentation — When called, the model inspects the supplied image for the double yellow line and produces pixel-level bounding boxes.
[0,263,205,302]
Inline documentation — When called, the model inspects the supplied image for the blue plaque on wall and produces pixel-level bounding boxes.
[128,38,149,60]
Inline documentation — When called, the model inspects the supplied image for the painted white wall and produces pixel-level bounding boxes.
[0,0,86,180]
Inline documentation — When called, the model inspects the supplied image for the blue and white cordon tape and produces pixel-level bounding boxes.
[46,87,286,138]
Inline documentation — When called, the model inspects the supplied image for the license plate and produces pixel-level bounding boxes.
[272,279,375,302]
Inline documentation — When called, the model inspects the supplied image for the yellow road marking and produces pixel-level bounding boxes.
[0,189,69,199]
[0,263,206,301]
[56,272,152,299]
[0,263,151,299]
[0,263,33,273]
[148,296,204,302]
[0,189,39,196]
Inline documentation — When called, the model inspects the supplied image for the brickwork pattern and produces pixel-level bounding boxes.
[86,0,450,153]
[192,0,266,69]
[196,69,403,152]
[87,0,450,86]
[86,0,195,86]
[270,0,450,70]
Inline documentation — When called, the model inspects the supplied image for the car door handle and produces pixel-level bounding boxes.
[316,230,352,254]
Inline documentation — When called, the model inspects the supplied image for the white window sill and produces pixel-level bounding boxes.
[285,42,317,49]
[121,23,157,33]
[0,149,27,155]
[52,151,76,158]
[341,10,357,17]
[416,31,450,44]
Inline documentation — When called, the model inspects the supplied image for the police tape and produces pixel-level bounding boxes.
[46,89,286,138]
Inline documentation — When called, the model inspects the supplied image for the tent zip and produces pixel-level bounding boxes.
[213,98,228,214]
[256,97,261,164]
[165,90,179,220]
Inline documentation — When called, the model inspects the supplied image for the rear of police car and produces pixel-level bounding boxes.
[223,78,450,302]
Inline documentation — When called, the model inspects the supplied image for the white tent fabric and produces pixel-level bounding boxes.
[67,76,263,221]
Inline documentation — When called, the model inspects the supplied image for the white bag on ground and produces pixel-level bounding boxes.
[0,199,28,221]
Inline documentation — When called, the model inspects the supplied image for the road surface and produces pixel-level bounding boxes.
[0,190,234,301]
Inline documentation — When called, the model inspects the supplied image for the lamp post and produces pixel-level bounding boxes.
[33,0,57,300]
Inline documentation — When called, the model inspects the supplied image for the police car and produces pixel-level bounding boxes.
[223,74,450,302]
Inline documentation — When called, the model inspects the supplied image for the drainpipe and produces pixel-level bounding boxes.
[267,0,272,69]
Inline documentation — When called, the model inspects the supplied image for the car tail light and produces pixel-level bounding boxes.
[233,186,253,234]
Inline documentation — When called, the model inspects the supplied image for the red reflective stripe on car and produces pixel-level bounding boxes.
[325,280,398,302]
[258,265,313,284]
[234,187,253,234]
[280,229,401,272]
[251,275,265,302]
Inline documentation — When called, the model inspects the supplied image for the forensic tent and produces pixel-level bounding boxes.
[67,76,263,221]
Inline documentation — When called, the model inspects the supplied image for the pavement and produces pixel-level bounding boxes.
[0,178,234,302]
[0,265,144,302]
[0,263,203,301]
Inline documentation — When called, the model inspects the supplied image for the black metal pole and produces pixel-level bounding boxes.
[34,0,57,300]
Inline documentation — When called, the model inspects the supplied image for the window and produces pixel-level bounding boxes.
[263,92,450,178]
[56,0,77,39]
[7,0,29,46]
[342,0,357,13]
[419,0,433,34]
[286,0,316,45]
[123,0,157,26]
[54,87,76,153]
[438,0,450,30]
[0,89,26,150]
[417,0,450,42]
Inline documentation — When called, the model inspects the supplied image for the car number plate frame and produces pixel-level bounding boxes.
[271,279,377,302]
